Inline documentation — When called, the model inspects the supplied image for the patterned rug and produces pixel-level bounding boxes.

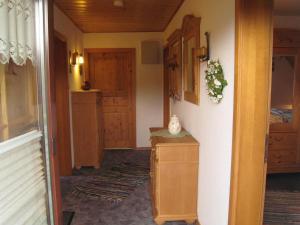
[71,162,149,202]
[264,191,300,225]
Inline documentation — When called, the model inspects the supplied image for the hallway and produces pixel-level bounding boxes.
[61,150,190,225]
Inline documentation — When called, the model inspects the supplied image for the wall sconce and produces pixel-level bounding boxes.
[196,32,210,62]
[77,54,84,75]
[69,51,84,75]
[70,51,78,66]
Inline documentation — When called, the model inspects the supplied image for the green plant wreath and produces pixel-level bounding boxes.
[205,59,228,104]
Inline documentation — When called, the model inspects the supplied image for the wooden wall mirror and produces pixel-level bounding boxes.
[182,15,201,105]
[167,29,182,100]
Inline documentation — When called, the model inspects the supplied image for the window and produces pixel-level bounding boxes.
[0,60,39,142]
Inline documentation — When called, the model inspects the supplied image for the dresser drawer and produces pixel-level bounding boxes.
[268,149,297,165]
[269,133,297,150]
[158,145,198,162]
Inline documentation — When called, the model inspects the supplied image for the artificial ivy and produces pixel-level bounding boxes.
[205,59,228,103]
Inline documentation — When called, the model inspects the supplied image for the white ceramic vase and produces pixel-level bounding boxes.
[168,115,182,135]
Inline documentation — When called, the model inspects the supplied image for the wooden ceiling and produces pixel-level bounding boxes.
[54,0,185,33]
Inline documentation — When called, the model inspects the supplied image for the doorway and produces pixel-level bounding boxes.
[264,28,300,224]
[229,1,300,225]
[85,48,136,149]
[53,33,72,176]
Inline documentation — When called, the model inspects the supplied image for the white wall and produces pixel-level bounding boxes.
[164,0,235,225]
[83,33,164,147]
[274,16,300,29]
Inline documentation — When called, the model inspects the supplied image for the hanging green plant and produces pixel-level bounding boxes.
[205,59,228,104]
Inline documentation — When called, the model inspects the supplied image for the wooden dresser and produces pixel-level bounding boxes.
[72,90,103,169]
[149,128,199,225]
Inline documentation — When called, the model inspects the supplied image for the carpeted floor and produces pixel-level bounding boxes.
[264,173,300,225]
[61,150,190,225]
[61,150,300,225]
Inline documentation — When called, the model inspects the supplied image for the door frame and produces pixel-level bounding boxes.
[84,48,137,148]
[45,0,63,224]
[53,31,73,176]
[229,0,274,225]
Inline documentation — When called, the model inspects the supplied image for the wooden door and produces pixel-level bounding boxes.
[86,49,136,149]
[54,34,72,176]
[229,1,273,225]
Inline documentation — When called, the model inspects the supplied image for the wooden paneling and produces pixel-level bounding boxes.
[87,48,136,149]
[150,128,199,225]
[228,1,273,225]
[54,34,72,176]
[54,0,184,33]
[274,29,300,48]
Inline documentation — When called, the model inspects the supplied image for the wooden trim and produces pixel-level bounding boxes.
[135,147,151,151]
[228,1,273,225]
[131,49,137,149]
[182,15,201,105]
[85,48,137,148]
[54,30,67,43]
[53,33,72,176]
[46,0,63,224]
[163,47,170,127]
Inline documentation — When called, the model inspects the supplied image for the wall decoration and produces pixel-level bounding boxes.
[167,29,182,101]
[205,59,227,103]
[182,15,201,105]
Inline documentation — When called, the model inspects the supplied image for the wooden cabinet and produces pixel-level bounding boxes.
[72,90,103,169]
[149,128,199,225]
[268,131,300,173]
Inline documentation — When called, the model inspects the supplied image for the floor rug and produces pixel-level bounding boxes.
[71,162,149,202]
[264,191,300,225]
[62,211,74,225]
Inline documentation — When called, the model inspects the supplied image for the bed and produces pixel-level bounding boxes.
[270,108,293,124]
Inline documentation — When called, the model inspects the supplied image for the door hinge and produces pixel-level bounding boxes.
[264,134,269,163]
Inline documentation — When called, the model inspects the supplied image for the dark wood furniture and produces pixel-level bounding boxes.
[149,128,199,225]
[72,90,103,169]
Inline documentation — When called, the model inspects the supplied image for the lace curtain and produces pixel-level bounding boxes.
[0,0,35,66]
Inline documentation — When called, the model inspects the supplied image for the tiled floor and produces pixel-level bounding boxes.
[61,150,190,225]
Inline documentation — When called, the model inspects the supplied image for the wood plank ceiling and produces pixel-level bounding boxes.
[54,0,185,33]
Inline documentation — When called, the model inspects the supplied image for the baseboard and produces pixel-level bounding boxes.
[135,147,151,151]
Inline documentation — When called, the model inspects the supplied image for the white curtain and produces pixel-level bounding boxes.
[0,0,35,66]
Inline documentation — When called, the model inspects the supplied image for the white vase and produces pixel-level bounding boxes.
[168,115,182,135]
